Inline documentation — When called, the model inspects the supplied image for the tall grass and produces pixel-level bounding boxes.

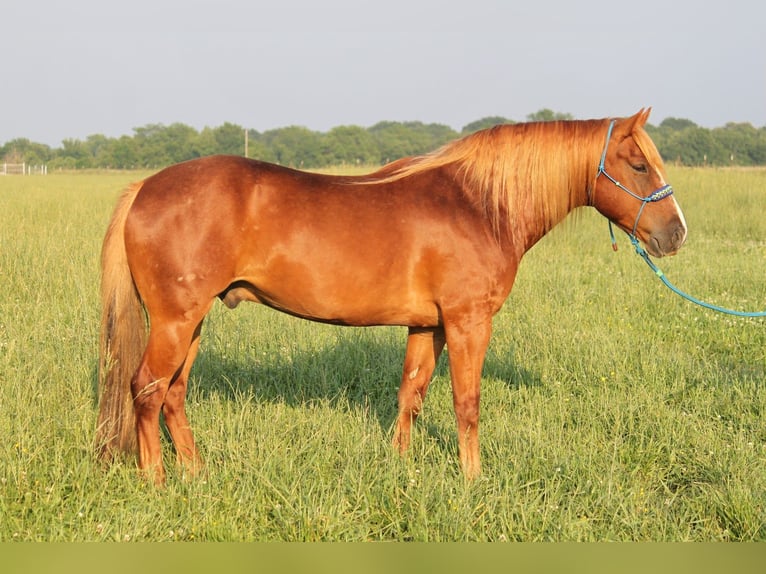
[1,167,765,541]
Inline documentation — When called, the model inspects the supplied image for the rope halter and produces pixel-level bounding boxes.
[594,120,766,318]
[594,120,674,249]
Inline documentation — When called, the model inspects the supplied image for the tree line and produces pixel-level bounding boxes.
[2,109,765,170]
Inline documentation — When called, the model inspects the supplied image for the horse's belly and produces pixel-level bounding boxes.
[229,271,441,328]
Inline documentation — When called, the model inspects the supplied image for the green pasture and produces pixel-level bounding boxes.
[1,166,765,541]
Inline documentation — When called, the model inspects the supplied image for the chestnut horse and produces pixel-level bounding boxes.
[96,109,686,483]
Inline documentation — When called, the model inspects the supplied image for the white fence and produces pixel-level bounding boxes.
[1,163,48,175]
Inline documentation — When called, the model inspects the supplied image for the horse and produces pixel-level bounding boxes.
[96,108,687,483]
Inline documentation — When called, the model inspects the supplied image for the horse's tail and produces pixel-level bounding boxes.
[95,181,146,461]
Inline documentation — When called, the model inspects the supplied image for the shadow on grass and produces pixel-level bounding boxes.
[188,326,542,450]
[89,319,543,461]
[484,342,543,391]
[192,330,406,431]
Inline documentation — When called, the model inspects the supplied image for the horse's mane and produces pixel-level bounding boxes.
[366,119,611,240]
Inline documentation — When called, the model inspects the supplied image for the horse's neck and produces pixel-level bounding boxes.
[498,171,587,256]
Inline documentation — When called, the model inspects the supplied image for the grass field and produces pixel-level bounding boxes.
[1,165,765,541]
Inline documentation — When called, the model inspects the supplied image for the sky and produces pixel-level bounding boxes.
[2,0,765,147]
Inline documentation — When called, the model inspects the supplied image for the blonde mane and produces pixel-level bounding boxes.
[367,119,610,240]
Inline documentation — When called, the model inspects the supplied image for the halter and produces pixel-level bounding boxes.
[596,121,766,318]
[595,120,674,247]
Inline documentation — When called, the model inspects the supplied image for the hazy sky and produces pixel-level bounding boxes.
[3,0,764,146]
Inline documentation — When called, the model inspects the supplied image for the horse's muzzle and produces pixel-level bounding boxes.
[648,223,687,257]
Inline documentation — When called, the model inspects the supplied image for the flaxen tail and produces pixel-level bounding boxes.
[95,182,146,461]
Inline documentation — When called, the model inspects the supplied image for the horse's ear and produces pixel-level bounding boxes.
[637,107,652,126]
[616,108,652,136]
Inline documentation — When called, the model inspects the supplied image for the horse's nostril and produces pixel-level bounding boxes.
[672,225,687,250]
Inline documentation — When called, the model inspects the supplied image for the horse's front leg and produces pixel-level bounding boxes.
[444,317,492,479]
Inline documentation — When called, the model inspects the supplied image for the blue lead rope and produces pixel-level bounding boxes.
[615,228,766,318]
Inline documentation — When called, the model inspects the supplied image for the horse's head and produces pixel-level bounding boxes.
[590,109,687,257]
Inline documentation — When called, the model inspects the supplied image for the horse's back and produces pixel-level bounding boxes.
[124,155,509,327]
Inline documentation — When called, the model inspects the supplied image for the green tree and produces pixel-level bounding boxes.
[527,109,573,122]
[132,123,198,167]
[5,114,766,170]
[243,129,269,161]
[209,122,246,156]
[194,127,220,158]
[84,134,112,167]
[421,122,459,150]
[662,126,726,166]
[659,117,698,131]
[194,123,247,158]
[369,121,457,163]
[109,135,139,168]
[752,128,766,164]
[0,138,52,165]
[321,125,379,165]
[55,138,92,169]
[260,126,323,167]
[132,124,170,167]
[461,116,515,134]
[713,122,763,165]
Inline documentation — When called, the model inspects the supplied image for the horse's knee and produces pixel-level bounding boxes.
[453,392,480,425]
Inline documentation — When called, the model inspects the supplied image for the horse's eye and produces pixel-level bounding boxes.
[632,163,648,174]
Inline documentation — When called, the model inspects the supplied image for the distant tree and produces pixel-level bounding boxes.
[527,109,573,122]
[131,123,198,167]
[132,124,172,167]
[4,114,766,170]
[369,121,457,163]
[752,127,766,165]
[420,122,459,150]
[659,117,698,131]
[191,122,246,158]
[84,134,112,167]
[259,126,323,167]
[243,129,269,161]
[661,126,727,165]
[109,135,139,168]
[56,138,91,169]
[369,121,418,163]
[713,122,764,165]
[194,127,220,158]
[212,122,247,156]
[1,146,24,164]
[648,117,732,165]
[461,116,515,134]
[321,125,379,165]
[0,138,52,165]
[162,123,199,164]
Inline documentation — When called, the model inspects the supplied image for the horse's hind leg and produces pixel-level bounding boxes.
[133,315,206,484]
[162,321,204,476]
[392,327,446,453]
